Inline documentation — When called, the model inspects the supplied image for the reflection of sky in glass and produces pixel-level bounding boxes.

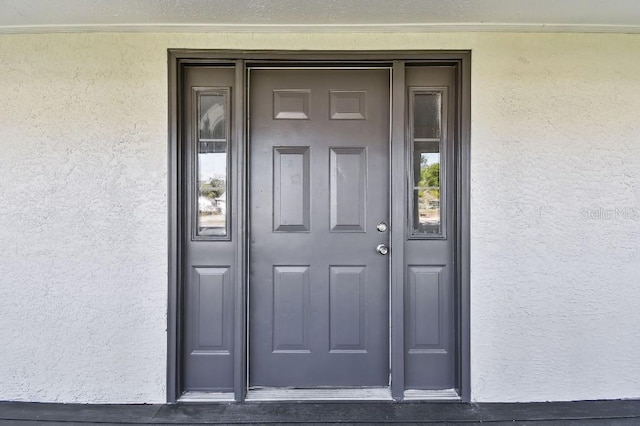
[421,152,440,166]
[199,153,227,182]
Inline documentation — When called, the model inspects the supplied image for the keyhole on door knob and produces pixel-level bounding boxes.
[376,244,389,255]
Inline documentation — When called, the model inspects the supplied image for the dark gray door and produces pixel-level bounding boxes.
[249,69,390,387]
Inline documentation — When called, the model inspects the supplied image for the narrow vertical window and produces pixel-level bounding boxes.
[410,89,444,237]
[195,89,230,238]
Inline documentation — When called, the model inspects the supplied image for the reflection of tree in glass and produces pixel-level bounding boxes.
[418,156,440,199]
[200,178,226,200]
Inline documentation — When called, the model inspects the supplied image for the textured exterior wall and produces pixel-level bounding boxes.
[0,33,169,403]
[469,34,640,402]
[0,32,639,403]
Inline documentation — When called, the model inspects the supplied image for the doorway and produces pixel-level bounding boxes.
[168,51,471,402]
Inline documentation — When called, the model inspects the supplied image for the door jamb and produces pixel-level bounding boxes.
[232,60,248,402]
[168,50,471,403]
[390,60,406,399]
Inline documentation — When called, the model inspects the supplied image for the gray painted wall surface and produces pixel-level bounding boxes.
[0,32,639,403]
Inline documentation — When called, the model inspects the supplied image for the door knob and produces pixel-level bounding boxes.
[376,244,389,255]
[376,222,388,232]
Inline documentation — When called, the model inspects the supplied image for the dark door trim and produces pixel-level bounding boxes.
[168,49,471,403]
[390,60,406,398]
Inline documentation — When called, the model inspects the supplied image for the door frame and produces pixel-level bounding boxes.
[167,50,471,403]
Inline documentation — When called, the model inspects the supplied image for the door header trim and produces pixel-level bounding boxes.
[248,66,393,70]
[169,49,471,65]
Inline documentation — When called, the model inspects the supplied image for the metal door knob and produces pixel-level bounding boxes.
[376,222,388,232]
[376,244,389,255]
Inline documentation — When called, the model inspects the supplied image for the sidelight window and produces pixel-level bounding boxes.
[409,89,445,238]
[194,89,230,238]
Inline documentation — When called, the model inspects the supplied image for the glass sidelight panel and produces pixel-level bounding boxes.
[413,93,441,139]
[195,89,230,238]
[199,94,227,139]
[410,90,444,237]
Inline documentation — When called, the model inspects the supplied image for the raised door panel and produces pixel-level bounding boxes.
[407,266,445,353]
[330,147,367,232]
[192,267,231,353]
[272,266,311,352]
[329,266,366,352]
[273,147,311,232]
[184,266,234,390]
[273,89,310,120]
[330,90,367,120]
[405,263,454,389]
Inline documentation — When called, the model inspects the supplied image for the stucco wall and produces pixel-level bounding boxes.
[0,32,639,403]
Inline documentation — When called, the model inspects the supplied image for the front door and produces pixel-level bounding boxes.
[249,69,390,388]
[174,55,470,401]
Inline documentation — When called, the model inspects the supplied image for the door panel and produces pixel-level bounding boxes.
[329,147,367,232]
[249,69,390,388]
[407,266,446,348]
[329,266,367,351]
[192,267,231,351]
[273,146,311,232]
[272,265,311,352]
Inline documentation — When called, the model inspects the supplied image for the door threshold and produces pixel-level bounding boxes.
[178,391,235,402]
[246,387,393,402]
[177,389,459,402]
[403,388,460,401]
